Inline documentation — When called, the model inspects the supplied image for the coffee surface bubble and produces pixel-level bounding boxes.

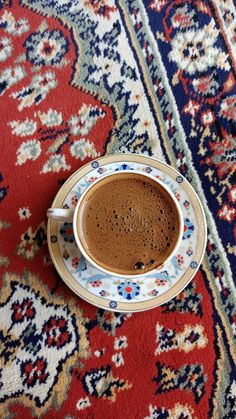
[77,173,180,275]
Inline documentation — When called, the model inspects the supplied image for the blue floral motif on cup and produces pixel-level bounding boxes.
[60,222,74,243]
[183,218,195,239]
[117,281,140,300]
[115,164,134,171]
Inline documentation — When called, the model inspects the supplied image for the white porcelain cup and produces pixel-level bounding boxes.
[47,170,184,278]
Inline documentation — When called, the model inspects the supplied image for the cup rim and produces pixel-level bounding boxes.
[72,170,184,278]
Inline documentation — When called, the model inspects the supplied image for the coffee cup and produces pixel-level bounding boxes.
[47,170,183,278]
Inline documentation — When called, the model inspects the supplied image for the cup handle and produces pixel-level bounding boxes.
[47,208,74,222]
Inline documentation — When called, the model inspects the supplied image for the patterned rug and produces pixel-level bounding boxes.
[0,1,235,418]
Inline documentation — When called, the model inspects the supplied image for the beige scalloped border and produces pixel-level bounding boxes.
[47,154,207,312]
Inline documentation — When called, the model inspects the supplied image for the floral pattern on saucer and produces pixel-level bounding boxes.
[57,161,198,303]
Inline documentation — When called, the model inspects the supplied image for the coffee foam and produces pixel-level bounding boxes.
[77,173,180,275]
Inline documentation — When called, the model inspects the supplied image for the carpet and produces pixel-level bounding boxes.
[0,0,235,418]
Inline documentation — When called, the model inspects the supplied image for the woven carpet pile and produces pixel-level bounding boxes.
[0,1,236,418]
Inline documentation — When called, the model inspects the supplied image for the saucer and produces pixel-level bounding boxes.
[47,155,207,312]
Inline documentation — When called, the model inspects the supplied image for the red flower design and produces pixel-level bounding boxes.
[149,0,167,13]
[193,74,219,96]
[200,110,215,126]
[90,280,102,288]
[71,195,78,206]
[202,130,236,178]
[183,100,200,117]
[71,257,79,268]
[173,11,192,28]
[21,358,48,387]
[220,96,236,121]
[155,278,167,286]
[176,254,184,266]
[184,200,190,208]
[12,298,35,323]
[43,316,71,348]
[174,191,181,201]
[84,0,117,18]
[87,176,98,183]
[218,204,236,222]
